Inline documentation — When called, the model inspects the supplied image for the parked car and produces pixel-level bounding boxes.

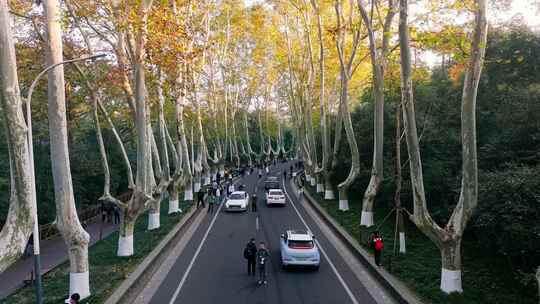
[264,176,280,190]
[225,191,249,211]
[266,189,286,206]
[280,230,320,270]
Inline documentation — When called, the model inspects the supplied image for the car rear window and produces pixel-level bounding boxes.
[269,190,283,196]
[288,240,314,249]
[229,193,245,200]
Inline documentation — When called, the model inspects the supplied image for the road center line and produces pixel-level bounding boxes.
[282,177,360,304]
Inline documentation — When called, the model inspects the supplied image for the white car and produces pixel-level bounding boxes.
[280,230,320,269]
[225,191,249,211]
[266,189,286,206]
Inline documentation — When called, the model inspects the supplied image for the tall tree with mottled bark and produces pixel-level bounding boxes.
[357,0,397,227]
[0,0,35,273]
[398,0,488,293]
[43,0,91,298]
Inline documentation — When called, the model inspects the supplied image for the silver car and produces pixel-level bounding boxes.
[280,230,320,270]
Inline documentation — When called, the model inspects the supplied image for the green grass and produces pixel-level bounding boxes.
[3,200,192,304]
[305,185,536,304]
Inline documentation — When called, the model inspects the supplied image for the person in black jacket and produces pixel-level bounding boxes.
[244,238,257,276]
[197,187,206,208]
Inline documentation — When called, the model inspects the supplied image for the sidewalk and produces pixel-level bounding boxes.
[0,218,118,299]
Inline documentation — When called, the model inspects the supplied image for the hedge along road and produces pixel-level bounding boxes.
[149,162,383,304]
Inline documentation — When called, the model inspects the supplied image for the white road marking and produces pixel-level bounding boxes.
[168,202,224,304]
[256,215,260,231]
[282,177,360,304]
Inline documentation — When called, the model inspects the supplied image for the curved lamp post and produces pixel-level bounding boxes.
[25,53,105,304]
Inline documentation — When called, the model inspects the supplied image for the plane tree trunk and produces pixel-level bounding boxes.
[115,0,155,257]
[44,0,91,297]
[357,0,397,227]
[334,0,362,211]
[0,0,34,272]
[398,0,487,293]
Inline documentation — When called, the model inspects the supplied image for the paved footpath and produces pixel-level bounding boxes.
[0,218,118,299]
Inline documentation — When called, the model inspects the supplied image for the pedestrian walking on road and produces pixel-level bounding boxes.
[258,169,262,179]
[283,170,287,180]
[251,193,258,212]
[69,293,80,304]
[257,242,270,285]
[369,231,384,267]
[244,238,258,276]
[197,187,206,209]
[208,191,217,213]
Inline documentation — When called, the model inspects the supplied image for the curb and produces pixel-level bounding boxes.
[291,176,423,304]
[104,204,200,304]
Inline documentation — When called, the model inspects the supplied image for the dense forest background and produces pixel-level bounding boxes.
[330,25,540,295]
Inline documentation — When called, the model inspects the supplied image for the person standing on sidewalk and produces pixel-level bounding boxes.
[197,187,206,209]
[244,238,257,276]
[369,231,384,267]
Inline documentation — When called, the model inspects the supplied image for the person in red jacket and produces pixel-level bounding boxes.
[369,231,384,267]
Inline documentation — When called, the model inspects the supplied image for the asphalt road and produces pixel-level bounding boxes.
[150,162,379,304]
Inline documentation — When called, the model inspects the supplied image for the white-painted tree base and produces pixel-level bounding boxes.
[292,172,297,177]
[65,271,90,302]
[440,268,463,294]
[148,212,160,230]
[360,211,374,227]
[306,175,311,183]
[399,232,406,253]
[184,190,193,201]
[204,177,211,185]
[117,235,134,257]
[324,190,335,200]
[339,199,349,211]
[265,167,269,173]
[168,200,181,214]
[194,182,201,193]
[216,189,220,197]
[310,179,316,186]
[316,184,324,193]
[219,170,225,176]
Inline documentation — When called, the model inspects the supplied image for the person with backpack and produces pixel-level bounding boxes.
[256,242,270,285]
[244,238,257,276]
[370,231,384,267]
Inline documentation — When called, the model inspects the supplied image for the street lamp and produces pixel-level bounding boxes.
[25,54,105,304]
